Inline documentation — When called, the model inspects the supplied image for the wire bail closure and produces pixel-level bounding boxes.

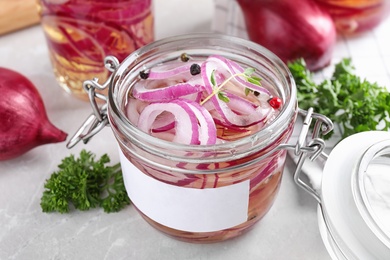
[66,56,119,149]
[283,108,334,203]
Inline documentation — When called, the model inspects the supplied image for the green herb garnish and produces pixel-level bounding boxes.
[289,58,390,140]
[201,67,261,105]
[41,150,130,214]
[218,91,230,103]
[210,69,217,86]
[244,68,261,86]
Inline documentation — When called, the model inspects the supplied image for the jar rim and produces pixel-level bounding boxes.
[108,33,297,153]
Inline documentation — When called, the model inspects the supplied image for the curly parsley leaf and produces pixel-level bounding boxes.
[41,150,130,214]
[288,58,390,140]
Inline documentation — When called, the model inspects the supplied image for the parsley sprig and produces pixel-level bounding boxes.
[41,150,130,214]
[200,67,261,105]
[289,58,390,140]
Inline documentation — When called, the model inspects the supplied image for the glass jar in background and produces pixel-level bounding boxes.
[313,0,390,34]
[37,0,154,101]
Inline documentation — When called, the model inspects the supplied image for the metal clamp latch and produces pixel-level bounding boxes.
[280,108,333,203]
[66,56,119,149]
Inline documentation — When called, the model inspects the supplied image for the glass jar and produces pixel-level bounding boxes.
[67,34,332,243]
[37,0,154,101]
[109,34,298,242]
[313,0,390,34]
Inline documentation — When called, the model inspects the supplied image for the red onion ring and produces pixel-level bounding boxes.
[147,63,197,79]
[133,82,201,102]
[186,101,217,145]
[138,100,200,144]
[201,60,271,126]
[126,98,149,125]
[137,99,217,145]
[131,55,279,144]
[207,55,271,96]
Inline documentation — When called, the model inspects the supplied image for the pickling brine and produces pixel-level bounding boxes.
[37,0,154,100]
[125,54,282,144]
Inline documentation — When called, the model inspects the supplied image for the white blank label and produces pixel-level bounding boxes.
[119,150,250,232]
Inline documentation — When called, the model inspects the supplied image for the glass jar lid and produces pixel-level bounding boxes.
[354,138,390,248]
[320,131,390,259]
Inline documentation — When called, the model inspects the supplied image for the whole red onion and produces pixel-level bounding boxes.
[237,0,337,71]
[0,67,67,160]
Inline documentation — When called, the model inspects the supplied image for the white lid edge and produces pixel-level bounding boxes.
[321,131,390,259]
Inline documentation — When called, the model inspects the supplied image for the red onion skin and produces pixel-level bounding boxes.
[0,67,67,161]
[237,0,337,71]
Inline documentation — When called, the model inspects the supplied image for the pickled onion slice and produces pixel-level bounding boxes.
[41,15,136,63]
[186,102,217,145]
[133,82,201,101]
[126,98,149,125]
[207,55,271,96]
[130,54,281,144]
[138,100,199,144]
[225,93,259,114]
[152,121,175,133]
[137,99,216,145]
[42,0,152,24]
[41,16,105,64]
[148,63,196,80]
[201,60,271,126]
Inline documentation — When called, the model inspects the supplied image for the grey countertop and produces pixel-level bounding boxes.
[2,1,389,259]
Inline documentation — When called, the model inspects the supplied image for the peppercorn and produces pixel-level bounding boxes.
[139,70,149,79]
[190,64,201,76]
[180,53,190,62]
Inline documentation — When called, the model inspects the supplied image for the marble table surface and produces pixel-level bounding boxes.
[3,0,389,259]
